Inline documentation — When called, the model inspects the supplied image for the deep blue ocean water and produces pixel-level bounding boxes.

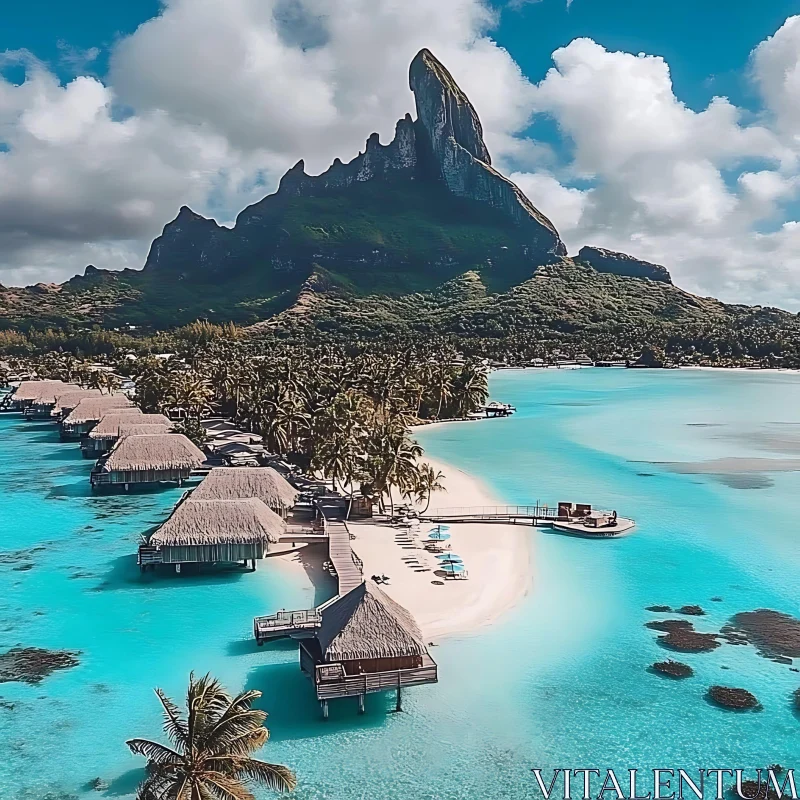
[1,369,799,799]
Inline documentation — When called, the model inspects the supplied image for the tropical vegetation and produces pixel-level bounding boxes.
[126,672,296,799]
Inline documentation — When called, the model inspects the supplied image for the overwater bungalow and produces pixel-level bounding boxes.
[81,411,171,457]
[60,396,136,440]
[299,580,438,717]
[139,497,285,570]
[8,379,69,412]
[23,383,82,420]
[190,466,298,519]
[90,433,205,489]
[51,388,103,420]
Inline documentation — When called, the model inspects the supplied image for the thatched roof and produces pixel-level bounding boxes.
[119,423,172,438]
[317,580,428,662]
[14,380,71,403]
[103,433,205,472]
[62,395,135,425]
[53,389,103,414]
[150,498,284,546]
[31,383,83,405]
[89,411,171,440]
[191,467,297,509]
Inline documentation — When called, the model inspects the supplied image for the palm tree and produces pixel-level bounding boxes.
[127,672,296,800]
[414,463,446,514]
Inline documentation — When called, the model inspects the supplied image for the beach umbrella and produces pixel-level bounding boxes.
[426,531,450,541]
[440,562,465,574]
[436,553,462,562]
[427,524,450,534]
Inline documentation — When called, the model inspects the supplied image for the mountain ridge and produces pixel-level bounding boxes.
[5,48,800,367]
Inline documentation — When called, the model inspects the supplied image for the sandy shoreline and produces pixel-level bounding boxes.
[349,455,533,640]
[264,452,534,641]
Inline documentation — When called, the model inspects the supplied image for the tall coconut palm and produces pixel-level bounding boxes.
[414,463,446,514]
[126,672,296,800]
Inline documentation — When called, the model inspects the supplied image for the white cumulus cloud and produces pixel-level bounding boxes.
[2,4,800,311]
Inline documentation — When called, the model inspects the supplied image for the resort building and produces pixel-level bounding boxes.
[23,382,82,420]
[51,388,104,420]
[61,395,136,440]
[298,580,438,717]
[190,466,298,519]
[9,379,70,414]
[90,432,205,489]
[140,497,285,570]
[82,411,171,457]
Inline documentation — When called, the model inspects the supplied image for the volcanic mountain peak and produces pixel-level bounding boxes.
[142,47,566,278]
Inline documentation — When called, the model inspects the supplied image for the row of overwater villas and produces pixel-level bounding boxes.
[5,379,438,714]
[6,379,200,483]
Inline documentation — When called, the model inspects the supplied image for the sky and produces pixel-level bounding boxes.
[3,1,800,310]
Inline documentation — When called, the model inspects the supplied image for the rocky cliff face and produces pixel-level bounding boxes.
[409,49,564,255]
[578,246,673,284]
[143,48,566,278]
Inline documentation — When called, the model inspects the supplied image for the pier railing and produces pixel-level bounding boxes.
[254,609,322,642]
[314,659,438,700]
[424,504,563,520]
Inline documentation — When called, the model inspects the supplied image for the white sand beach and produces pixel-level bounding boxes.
[268,447,534,640]
[349,456,533,640]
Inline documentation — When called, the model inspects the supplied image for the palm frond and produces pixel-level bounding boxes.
[202,772,256,800]
[136,771,184,800]
[202,694,268,754]
[206,727,269,759]
[238,758,297,793]
[155,688,189,750]
[187,673,230,743]
[126,738,183,766]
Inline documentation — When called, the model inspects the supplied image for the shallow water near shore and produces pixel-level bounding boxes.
[2,369,800,799]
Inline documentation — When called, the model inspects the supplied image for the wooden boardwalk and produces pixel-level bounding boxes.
[327,521,363,594]
[423,504,563,524]
[254,516,363,642]
[423,505,634,537]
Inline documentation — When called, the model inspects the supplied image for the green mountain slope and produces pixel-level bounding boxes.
[1,48,799,366]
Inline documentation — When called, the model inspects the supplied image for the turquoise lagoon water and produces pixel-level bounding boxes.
[2,369,800,800]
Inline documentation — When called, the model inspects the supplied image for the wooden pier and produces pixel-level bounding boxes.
[253,515,364,644]
[423,505,635,537]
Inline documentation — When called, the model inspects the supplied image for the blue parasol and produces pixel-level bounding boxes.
[436,553,462,562]
[428,524,451,534]
[440,562,465,574]
[426,531,451,541]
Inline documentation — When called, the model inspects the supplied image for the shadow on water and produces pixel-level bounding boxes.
[229,637,297,657]
[95,554,251,592]
[47,483,93,500]
[291,543,337,606]
[245,662,391,742]
[101,767,146,797]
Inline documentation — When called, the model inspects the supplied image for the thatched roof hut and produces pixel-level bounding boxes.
[151,498,285,548]
[28,382,81,406]
[102,434,205,473]
[52,388,103,415]
[118,423,172,438]
[89,411,167,440]
[191,467,297,514]
[12,380,69,402]
[63,395,135,426]
[317,580,428,663]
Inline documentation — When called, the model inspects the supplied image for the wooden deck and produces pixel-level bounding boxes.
[327,521,363,594]
[300,647,438,700]
[253,515,364,644]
